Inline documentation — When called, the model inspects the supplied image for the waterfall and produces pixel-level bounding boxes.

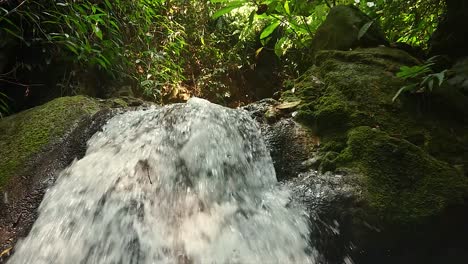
[8,98,315,264]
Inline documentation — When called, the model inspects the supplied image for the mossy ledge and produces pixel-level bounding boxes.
[0,96,102,189]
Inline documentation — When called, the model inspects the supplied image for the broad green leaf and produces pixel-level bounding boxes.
[93,26,103,40]
[397,64,433,79]
[212,4,243,19]
[260,20,280,39]
[284,1,290,15]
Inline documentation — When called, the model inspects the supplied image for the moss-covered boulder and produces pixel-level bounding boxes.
[310,5,388,54]
[285,47,467,167]
[0,96,101,188]
[279,46,468,262]
[0,96,123,261]
[282,47,468,221]
[340,126,468,222]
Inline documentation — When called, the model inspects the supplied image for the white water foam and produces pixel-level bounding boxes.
[9,98,315,264]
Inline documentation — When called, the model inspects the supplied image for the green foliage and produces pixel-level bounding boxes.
[213,0,446,59]
[0,1,121,71]
[0,1,257,103]
[371,0,445,47]
[0,0,449,105]
[211,0,332,56]
[0,1,193,101]
[393,57,448,102]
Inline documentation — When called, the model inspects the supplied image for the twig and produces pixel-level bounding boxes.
[2,0,27,17]
[0,78,44,87]
[146,166,152,184]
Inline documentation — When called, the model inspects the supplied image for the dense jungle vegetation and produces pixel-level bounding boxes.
[1,2,468,262]
[0,0,453,116]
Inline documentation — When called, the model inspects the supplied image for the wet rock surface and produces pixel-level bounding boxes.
[243,99,320,181]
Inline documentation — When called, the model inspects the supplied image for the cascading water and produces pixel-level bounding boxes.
[8,98,315,264]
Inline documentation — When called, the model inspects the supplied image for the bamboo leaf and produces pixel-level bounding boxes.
[392,84,418,102]
[93,26,103,40]
[260,20,280,39]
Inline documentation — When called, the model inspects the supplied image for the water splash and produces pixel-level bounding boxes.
[9,98,315,264]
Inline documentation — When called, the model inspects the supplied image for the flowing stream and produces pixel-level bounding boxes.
[8,98,315,264]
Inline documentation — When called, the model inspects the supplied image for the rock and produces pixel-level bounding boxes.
[286,170,362,263]
[310,5,388,54]
[448,57,468,91]
[244,100,320,181]
[429,0,468,59]
[0,96,123,262]
[339,126,468,222]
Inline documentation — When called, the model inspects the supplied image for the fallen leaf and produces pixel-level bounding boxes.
[0,247,12,258]
[276,100,301,110]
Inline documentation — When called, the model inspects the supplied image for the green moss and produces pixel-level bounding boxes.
[339,126,468,222]
[110,98,129,108]
[315,47,420,67]
[0,96,101,189]
[314,93,351,133]
[289,48,412,134]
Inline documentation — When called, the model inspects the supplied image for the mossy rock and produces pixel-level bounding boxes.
[285,47,468,165]
[339,126,468,222]
[310,5,388,53]
[282,47,468,223]
[290,47,417,135]
[0,96,102,189]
